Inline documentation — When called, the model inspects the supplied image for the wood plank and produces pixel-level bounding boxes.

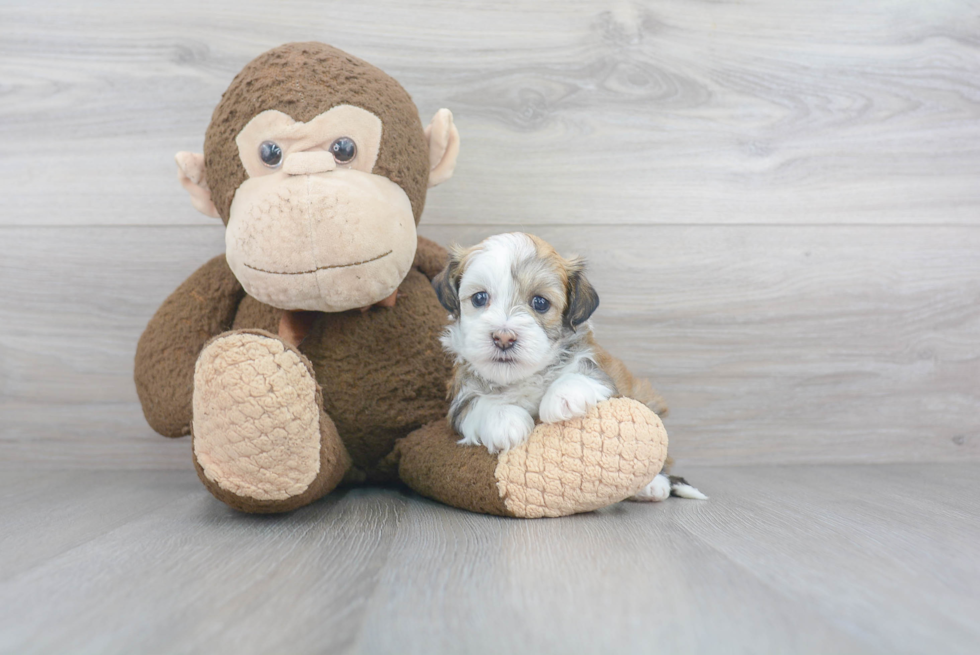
[0,226,226,470]
[2,224,978,467]
[1,0,978,227]
[354,492,866,655]
[0,485,407,654]
[0,470,201,582]
[0,465,977,654]
[0,403,191,470]
[673,464,980,654]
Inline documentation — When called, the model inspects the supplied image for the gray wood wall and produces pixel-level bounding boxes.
[2,0,978,469]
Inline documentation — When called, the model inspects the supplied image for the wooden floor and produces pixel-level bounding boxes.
[1,464,977,654]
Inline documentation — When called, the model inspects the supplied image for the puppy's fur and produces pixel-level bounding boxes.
[433,233,705,502]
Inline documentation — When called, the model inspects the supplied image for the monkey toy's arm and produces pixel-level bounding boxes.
[134,255,245,438]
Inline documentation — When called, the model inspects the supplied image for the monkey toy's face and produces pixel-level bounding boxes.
[174,43,459,313]
[227,105,416,312]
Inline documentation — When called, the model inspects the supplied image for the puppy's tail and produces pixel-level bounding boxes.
[628,376,669,418]
[592,346,669,417]
[668,475,708,500]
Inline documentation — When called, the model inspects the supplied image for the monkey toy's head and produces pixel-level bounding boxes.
[176,42,459,312]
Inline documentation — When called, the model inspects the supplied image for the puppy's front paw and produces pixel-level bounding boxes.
[458,403,535,454]
[630,474,671,502]
[539,374,614,423]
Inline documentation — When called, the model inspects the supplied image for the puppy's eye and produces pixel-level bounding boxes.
[330,137,357,163]
[258,141,283,168]
[531,296,550,313]
[471,291,489,308]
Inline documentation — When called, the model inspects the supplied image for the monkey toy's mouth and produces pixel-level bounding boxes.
[242,250,392,276]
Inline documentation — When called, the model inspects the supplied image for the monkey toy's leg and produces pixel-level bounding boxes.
[191,330,351,513]
[395,398,668,518]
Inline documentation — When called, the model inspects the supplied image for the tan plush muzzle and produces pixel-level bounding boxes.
[225,168,417,312]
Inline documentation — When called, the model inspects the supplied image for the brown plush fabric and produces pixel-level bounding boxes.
[300,268,453,475]
[396,419,514,517]
[204,42,430,224]
[134,255,245,437]
[412,236,450,281]
[231,294,281,334]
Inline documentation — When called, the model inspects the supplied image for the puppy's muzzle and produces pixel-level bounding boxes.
[491,330,518,352]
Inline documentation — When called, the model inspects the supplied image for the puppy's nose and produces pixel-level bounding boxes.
[492,330,517,351]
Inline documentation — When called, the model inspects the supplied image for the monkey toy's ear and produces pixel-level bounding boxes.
[175,151,220,219]
[424,109,460,188]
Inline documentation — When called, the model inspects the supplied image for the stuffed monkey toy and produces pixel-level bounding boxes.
[135,43,667,518]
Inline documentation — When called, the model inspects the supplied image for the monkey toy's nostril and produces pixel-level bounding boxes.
[491,330,517,351]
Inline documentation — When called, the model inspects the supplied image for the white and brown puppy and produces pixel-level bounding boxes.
[432,232,705,502]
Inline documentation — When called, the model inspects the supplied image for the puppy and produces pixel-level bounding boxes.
[432,232,705,501]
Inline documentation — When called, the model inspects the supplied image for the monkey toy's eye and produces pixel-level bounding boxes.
[471,291,489,308]
[330,137,357,163]
[531,296,550,313]
[258,141,283,168]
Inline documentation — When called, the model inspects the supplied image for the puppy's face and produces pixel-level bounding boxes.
[433,233,599,385]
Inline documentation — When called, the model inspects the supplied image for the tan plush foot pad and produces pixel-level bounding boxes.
[496,398,668,518]
[192,330,344,510]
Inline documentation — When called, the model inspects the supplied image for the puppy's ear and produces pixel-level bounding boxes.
[432,246,464,315]
[564,260,600,329]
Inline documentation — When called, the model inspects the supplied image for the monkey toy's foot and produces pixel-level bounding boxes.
[191,330,351,513]
[397,398,668,518]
